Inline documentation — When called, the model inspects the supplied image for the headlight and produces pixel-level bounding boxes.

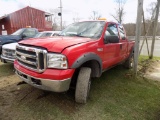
[12,50,16,58]
[2,49,6,56]
[47,53,68,69]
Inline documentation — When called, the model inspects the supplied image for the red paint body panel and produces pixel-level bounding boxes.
[14,60,75,80]
[19,37,95,53]
[15,21,135,85]
[62,40,103,68]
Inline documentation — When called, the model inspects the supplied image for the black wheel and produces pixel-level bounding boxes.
[75,67,91,103]
[124,53,134,69]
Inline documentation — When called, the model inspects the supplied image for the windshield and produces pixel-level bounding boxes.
[11,28,24,35]
[34,32,52,38]
[60,21,105,39]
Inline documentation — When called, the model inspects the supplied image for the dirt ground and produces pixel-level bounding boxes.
[0,62,79,120]
[139,59,160,81]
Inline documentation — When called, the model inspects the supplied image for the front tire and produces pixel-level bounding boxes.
[75,67,91,103]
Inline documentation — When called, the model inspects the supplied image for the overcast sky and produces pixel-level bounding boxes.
[0,0,157,25]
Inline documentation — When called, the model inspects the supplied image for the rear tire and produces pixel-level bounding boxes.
[124,52,134,69]
[75,67,91,104]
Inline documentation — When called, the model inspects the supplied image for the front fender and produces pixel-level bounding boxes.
[71,52,102,70]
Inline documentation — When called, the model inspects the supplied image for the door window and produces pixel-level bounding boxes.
[118,25,125,40]
[104,24,119,44]
[105,24,118,36]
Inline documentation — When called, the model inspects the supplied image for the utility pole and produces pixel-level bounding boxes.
[134,0,143,76]
[150,0,160,59]
[60,0,62,30]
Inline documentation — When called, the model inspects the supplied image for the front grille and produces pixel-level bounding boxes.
[2,48,16,58]
[16,44,47,73]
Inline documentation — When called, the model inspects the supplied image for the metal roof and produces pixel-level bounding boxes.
[45,12,53,17]
[0,6,53,20]
[0,14,8,20]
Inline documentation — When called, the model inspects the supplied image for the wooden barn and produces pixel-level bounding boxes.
[0,6,53,35]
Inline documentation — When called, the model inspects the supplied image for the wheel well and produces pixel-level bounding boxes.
[70,60,101,88]
[80,60,101,78]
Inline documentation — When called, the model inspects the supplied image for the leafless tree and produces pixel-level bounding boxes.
[146,2,157,19]
[145,1,160,36]
[111,0,127,23]
[62,21,67,29]
[90,11,102,20]
[49,9,61,30]
[123,23,136,36]
[73,12,81,23]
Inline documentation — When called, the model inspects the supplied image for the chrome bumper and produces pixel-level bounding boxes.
[15,68,71,92]
[1,55,15,63]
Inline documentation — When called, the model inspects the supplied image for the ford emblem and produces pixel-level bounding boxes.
[21,56,26,60]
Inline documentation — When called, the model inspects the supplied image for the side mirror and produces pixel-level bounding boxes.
[122,36,126,40]
[104,35,119,44]
[22,33,27,39]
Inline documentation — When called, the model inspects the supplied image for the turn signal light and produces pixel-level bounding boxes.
[98,18,107,20]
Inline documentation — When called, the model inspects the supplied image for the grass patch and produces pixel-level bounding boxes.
[5,66,160,120]
[0,61,15,77]
[139,55,160,62]
[89,66,160,120]
[138,55,160,75]
[1,57,160,120]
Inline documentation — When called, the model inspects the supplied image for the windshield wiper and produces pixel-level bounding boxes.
[67,33,88,38]
[74,34,88,38]
[58,34,89,38]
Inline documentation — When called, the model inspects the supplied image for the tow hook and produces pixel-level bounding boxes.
[17,81,27,86]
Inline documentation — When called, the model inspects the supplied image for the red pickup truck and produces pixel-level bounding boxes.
[14,20,134,103]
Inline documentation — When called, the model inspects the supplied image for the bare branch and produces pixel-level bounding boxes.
[111,0,127,23]
[73,12,80,23]
[110,14,120,23]
[90,11,102,20]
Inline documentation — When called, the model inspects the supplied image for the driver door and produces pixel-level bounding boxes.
[103,23,121,68]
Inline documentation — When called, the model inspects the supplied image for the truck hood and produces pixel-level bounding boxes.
[0,35,21,45]
[2,42,18,50]
[19,37,93,53]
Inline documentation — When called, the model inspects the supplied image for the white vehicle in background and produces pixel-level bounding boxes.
[1,31,61,63]
[1,43,17,63]
[34,31,61,38]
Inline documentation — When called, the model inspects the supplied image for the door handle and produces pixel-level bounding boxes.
[120,44,122,49]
